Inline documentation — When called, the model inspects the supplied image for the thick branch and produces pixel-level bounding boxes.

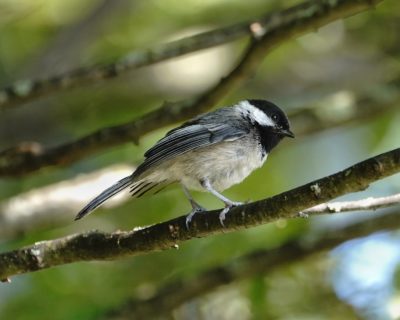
[0,148,398,281]
[107,209,400,319]
[0,0,382,111]
[1,166,398,241]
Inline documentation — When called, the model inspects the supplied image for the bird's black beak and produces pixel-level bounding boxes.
[279,128,295,138]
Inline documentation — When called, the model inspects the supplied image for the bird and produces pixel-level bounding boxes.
[75,99,294,226]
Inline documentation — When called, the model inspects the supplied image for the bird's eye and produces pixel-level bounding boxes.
[272,114,279,122]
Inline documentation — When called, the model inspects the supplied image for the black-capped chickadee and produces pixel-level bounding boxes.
[75,99,294,226]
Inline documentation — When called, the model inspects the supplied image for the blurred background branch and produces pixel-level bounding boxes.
[0,75,397,177]
[0,0,382,111]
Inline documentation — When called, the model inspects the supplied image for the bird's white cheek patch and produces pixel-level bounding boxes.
[237,100,275,126]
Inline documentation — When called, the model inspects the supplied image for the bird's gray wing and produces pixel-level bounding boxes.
[134,122,248,177]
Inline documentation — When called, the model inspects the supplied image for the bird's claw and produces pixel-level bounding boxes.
[186,200,245,229]
[219,201,244,227]
[185,206,206,229]
[219,207,230,227]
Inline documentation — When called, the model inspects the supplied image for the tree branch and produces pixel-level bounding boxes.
[0,148,398,281]
[106,209,400,319]
[0,0,383,111]
[302,193,400,215]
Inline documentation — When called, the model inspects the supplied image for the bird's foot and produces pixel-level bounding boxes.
[185,205,206,229]
[219,201,244,227]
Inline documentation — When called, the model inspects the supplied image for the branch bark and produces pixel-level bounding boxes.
[106,209,400,319]
[0,0,383,111]
[0,148,398,281]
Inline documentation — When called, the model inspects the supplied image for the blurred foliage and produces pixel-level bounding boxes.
[0,0,399,319]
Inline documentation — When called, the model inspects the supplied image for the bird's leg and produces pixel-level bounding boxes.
[182,184,206,229]
[200,179,244,226]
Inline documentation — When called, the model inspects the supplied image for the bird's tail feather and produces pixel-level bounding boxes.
[130,180,173,199]
[75,175,132,220]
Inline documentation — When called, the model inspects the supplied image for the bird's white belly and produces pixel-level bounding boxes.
[168,138,267,191]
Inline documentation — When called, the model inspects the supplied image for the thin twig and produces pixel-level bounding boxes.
[0,0,384,177]
[302,193,400,215]
[0,148,398,281]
